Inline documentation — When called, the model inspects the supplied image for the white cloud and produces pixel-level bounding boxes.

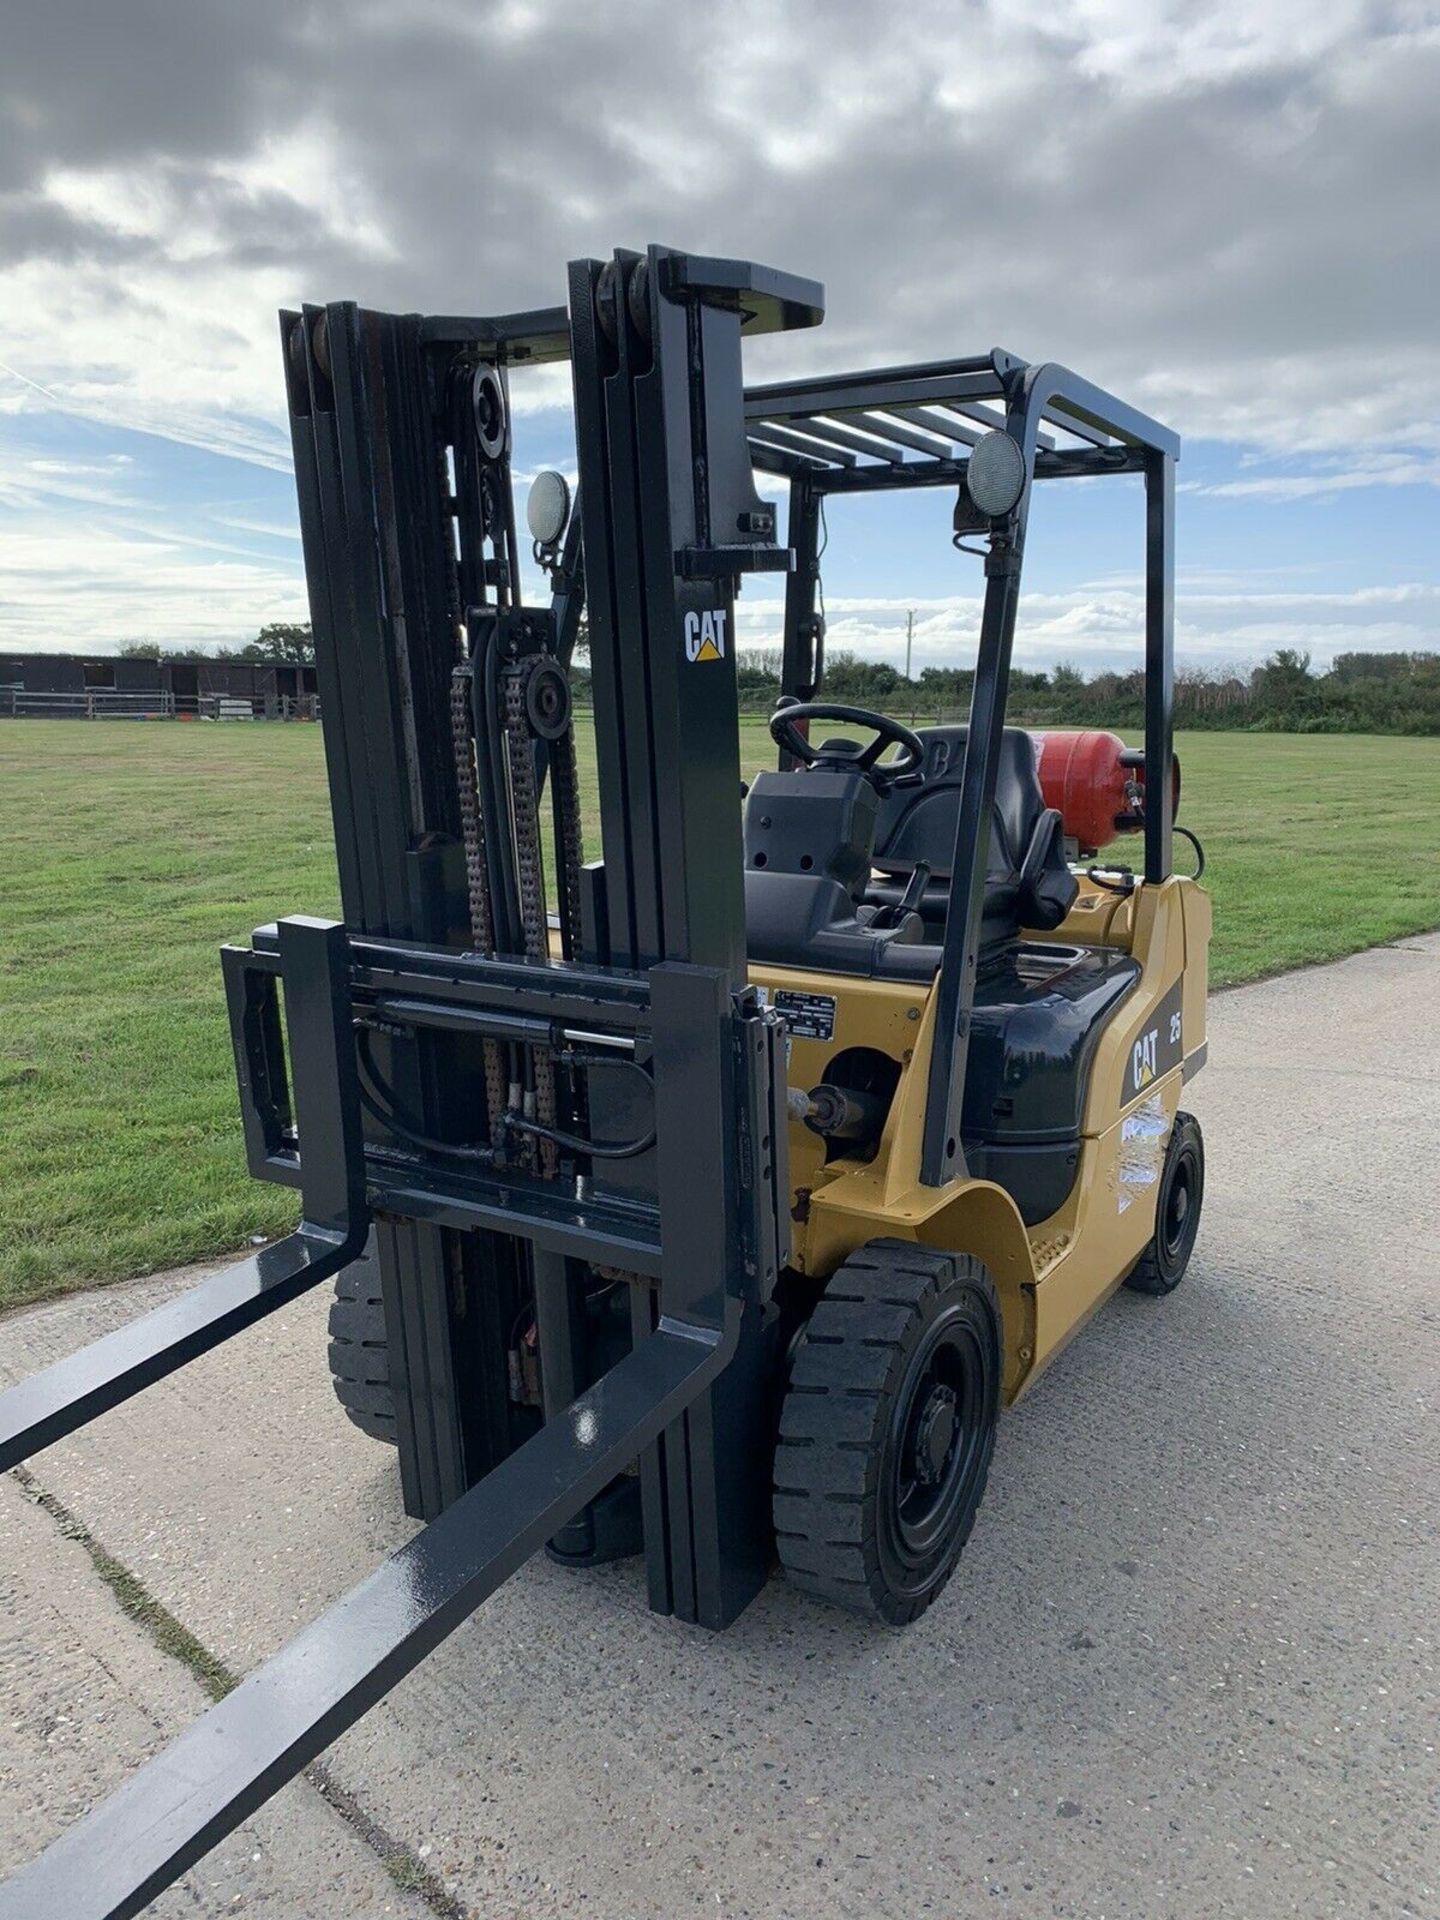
[1184,452,1440,500]
[208,511,301,541]
[25,454,132,474]
[1,0,1437,466]
[732,581,1440,672]
[1,0,1436,665]
[0,516,309,652]
[0,443,141,513]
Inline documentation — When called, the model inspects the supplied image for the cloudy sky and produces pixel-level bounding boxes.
[2,0,1437,673]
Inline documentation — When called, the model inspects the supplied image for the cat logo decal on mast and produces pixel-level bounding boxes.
[683,607,728,663]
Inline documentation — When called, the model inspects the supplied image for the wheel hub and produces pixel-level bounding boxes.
[911,1384,958,1486]
[1164,1164,1192,1253]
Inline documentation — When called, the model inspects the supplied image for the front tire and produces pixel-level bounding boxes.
[774,1240,1002,1626]
[1125,1109,1204,1296]
[327,1237,398,1445]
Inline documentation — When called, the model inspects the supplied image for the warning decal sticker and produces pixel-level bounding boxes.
[769,989,837,1043]
[1116,1093,1169,1213]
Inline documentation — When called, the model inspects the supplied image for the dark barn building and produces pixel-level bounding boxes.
[0,654,319,719]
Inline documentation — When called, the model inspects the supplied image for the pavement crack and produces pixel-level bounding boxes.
[8,1464,470,1920]
[11,1464,234,1704]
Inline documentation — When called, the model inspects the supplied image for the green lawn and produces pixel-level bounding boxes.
[2,720,1437,1313]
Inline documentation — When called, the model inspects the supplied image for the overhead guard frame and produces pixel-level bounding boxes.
[752,350,1178,1184]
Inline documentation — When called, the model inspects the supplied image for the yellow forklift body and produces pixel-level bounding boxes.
[753,873,1210,1404]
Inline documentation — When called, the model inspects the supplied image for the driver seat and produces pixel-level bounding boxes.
[868,726,1078,947]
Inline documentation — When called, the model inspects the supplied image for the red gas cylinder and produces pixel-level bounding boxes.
[1031,730,1181,857]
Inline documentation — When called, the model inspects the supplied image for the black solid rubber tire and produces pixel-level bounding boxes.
[774,1239,1002,1626]
[327,1239,398,1445]
[1125,1109,1205,1296]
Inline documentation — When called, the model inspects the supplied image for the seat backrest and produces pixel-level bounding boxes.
[871,725,1077,940]
[872,726,1031,878]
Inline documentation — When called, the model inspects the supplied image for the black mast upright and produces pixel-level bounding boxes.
[283,302,543,1520]
[569,245,821,1624]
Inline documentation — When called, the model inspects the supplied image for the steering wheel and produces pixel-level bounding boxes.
[769,701,925,792]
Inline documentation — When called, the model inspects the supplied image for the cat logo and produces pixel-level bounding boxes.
[683,607,728,663]
[1132,1028,1159,1092]
[1125,992,1184,1104]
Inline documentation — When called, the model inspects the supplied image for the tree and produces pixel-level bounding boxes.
[1332,651,1426,683]
[823,651,904,700]
[918,665,975,698]
[1250,649,1315,713]
[247,623,314,664]
[736,648,782,696]
[119,641,161,659]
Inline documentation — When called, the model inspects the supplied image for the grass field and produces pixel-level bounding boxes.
[3,719,1438,1314]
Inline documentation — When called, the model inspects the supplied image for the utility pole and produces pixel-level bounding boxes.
[905,607,914,682]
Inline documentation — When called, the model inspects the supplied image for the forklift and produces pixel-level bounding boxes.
[0,244,1208,1919]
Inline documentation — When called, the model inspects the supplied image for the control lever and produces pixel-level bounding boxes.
[870,861,931,931]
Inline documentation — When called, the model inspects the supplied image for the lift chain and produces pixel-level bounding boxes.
[545,704,589,1140]
[549,716,585,961]
[542,702,590,1159]
[450,661,508,1136]
[504,655,560,1175]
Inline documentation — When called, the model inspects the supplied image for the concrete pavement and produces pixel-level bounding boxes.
[2,934,1437,1919]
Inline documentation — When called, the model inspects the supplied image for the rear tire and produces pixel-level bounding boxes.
[774,1240,1002,1626]
[327,1238,398,1445]
[1125,1109,1204,1296]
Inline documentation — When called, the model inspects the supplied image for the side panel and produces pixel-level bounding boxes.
[762,971,1039,1399]
[750,965,932,1229]
[1020,876,1206,1376]
[772,878,1209,1399]
[1022,1071,1183,1376]
[1181,881,1213,1075]
[1080,880,1189,1116]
